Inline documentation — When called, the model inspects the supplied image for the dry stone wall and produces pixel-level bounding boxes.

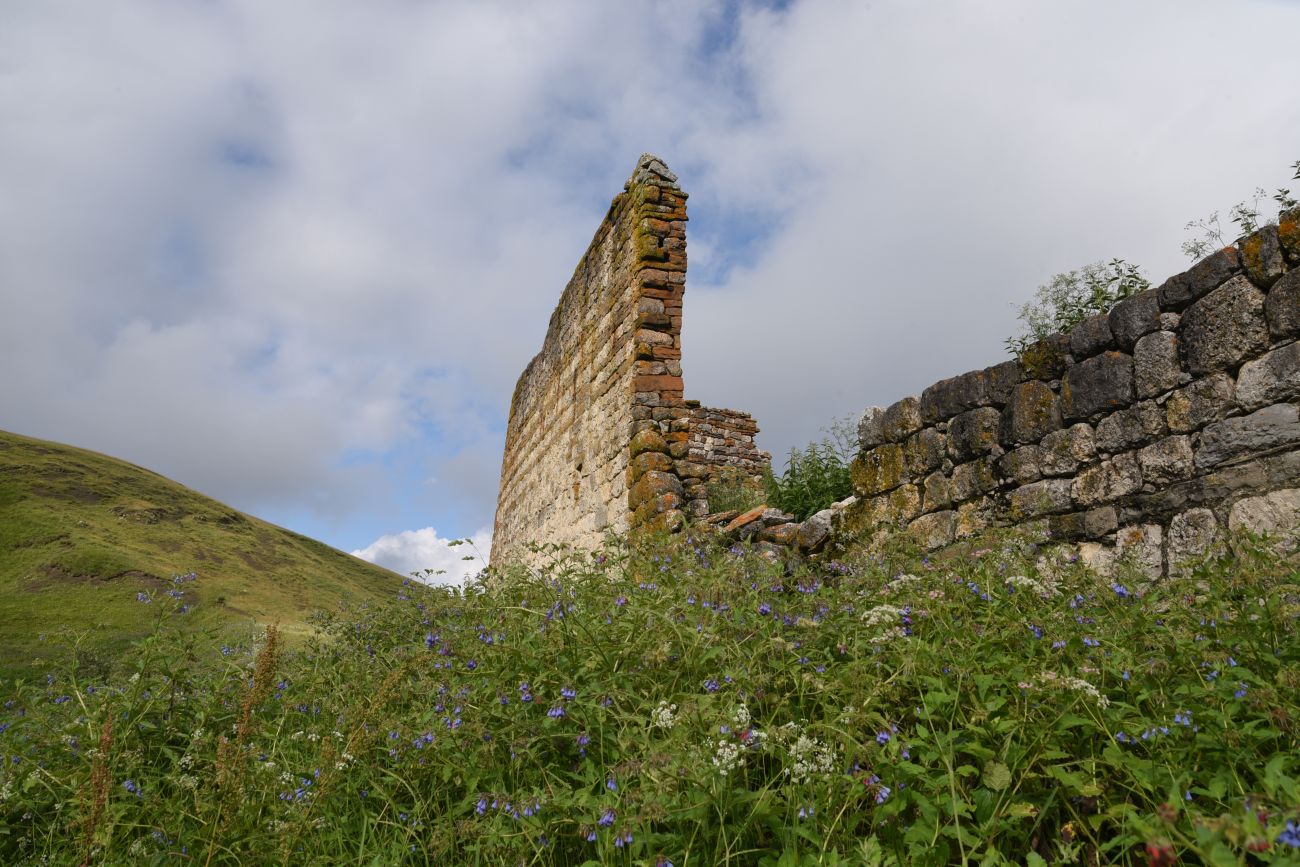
[491,155,771,565]
[845,206,1300,576]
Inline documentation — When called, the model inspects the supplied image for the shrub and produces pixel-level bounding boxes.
[764,416,855,520]
[1004,259,1150,357]
[703,467,766,515]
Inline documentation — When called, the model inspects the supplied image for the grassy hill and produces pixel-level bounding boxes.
[0,428,403,678]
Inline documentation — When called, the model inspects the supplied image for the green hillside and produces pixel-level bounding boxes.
[0,429,403,678]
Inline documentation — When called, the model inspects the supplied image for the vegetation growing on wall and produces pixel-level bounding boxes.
[1182,161,1299,261]
[1004,259,1150,357]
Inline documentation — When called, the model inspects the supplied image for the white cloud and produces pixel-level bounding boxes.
[352,527,492,586]
[2,0,1297,548]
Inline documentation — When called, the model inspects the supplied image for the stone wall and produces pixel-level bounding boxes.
[846,207,1300,576]
[492,154,770,564]
[678,403,772,516]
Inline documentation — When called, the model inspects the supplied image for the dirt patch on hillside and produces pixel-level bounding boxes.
[22,565,164,592]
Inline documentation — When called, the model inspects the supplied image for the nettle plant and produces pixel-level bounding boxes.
[1182,161,1300,262]
[764,416,857,521]
[1,529,1299,864]
[1004,259,1151,357]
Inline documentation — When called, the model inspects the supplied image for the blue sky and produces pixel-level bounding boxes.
[2,0,1298,582]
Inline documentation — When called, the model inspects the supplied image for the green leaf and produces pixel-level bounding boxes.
[982,761,1012,792]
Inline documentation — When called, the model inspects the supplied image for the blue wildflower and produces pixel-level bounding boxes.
[1277,820,1300,848]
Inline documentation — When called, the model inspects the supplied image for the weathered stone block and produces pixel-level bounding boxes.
[1166,508,1218,576]
[1157,246,1239,311]
[1073,452,1142,507]
[1180,275,1269,374]
[758,522,801,546]
[1095,400,1166,453]
[630,428,668,457]
[996,445,1042,485]
[761,508,796,526]
[1048,506,1117,542]
[1010,478,1074,520]
[850,444,907,496]
[1196,403,1300,470]
[956,497,997,539]
[1133,331,1182,398]
[1002,381,1062,445]
[1266,269,1300,339]
[1228,488,1300,551]
[923,471,954,511]
[847,485,922,531]
[675,461,709,479]
[796,509,835,553]
[628,470,683,511]
[905,428,946,476]
[880,396,923,443]
[921,369,992,424]
[984,360,1023,407]
[1061,351,1135,420]
[888,485,922,523]
[1136,435,1194,486]
[1239,225,1286,289]
[723,504,769,535]
[1166,374,1234,433]
[1279,206,1300,261]
[1115,524,1163,579]
[1235,342,1300,410]
[629,451,674,480]
[1039,423,1096,476]
[948,407,1002,461]
[950,457,998,502]
[1069,313,1114,359]
[858,406,886,450]
[907,510,957,550]
[1108,289,1161,351]
[1018,334,1072,381]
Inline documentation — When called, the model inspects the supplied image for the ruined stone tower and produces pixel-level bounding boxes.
[490,154,770,565]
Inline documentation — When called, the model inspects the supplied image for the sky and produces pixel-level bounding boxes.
[3,0,1298,584]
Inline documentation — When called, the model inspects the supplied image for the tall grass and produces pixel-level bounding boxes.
[1,530,1298,864]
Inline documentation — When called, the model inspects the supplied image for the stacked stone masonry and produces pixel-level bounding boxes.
[492,155,772,565]
[846,205,1300,576]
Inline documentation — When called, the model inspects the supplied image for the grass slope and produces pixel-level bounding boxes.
[0,428,403,678]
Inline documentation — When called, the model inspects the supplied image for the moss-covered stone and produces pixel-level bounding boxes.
[1019,334,1071,381]
[1002,381,1061,445]
[629,451,674,481]
[1008,479,1074,521]
[907,511,956,550]
[950,458,998,503]
[630,429,668,458]
[905,428,946,476]
[1239,225,1286,289]
[628,471,683,512]
[1279,206,1300,261]
[850,444,907,497]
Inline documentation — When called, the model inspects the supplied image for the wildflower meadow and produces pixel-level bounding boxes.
[1,530,1298,865]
